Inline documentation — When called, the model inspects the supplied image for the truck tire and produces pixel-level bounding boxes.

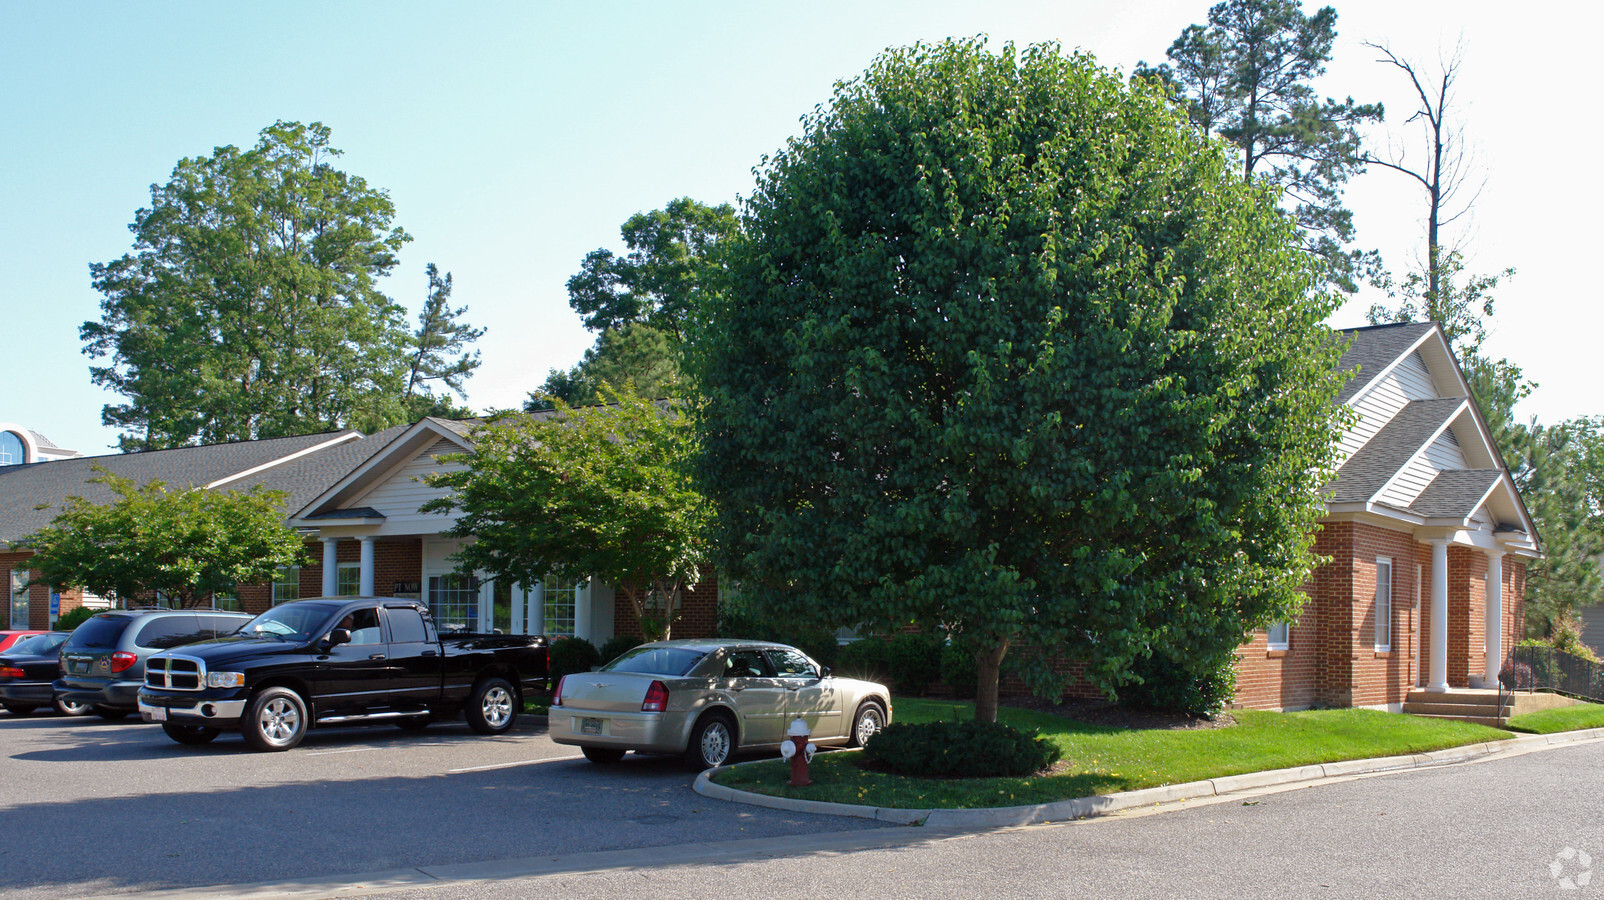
[162,722,221,745]
[466,677,518,735]
[242,687,308,751]
[94,705,130,721]
[2,703,37,716]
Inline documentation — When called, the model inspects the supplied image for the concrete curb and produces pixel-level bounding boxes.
[694,726,1604,828]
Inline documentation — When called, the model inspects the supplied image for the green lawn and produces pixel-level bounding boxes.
[711,698,1511,809]
[1505,701,1604,734]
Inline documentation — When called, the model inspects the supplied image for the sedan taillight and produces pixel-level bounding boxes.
[551,675,566,708]
[641,680,669,713]
[108,651,137,674]
[0,666,24,680]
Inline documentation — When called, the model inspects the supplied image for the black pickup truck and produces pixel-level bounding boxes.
[135,597,548,751]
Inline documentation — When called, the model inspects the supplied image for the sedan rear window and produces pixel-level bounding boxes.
[11,632,68,656]
[601,647,706,676]
[64,616,133,650]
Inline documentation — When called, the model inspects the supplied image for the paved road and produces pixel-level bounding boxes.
[0,710,886,898]
[217,737,1604,900]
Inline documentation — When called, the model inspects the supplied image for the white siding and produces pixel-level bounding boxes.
[351,438,468,530]
[1339,352,1440,464]
[1378,427,1472,508]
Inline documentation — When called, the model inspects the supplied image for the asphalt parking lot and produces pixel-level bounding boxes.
[0,710,889,898]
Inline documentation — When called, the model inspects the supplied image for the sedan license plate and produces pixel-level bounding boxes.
[579,717,603,736]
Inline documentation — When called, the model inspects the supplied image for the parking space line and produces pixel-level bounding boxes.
[447,753,583,773]
[305,747,380,756]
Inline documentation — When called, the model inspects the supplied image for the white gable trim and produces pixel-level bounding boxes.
[1344,328,1437,409]
[1364,398,1467,506]
[289,419,474,524]
[204,432,364,490]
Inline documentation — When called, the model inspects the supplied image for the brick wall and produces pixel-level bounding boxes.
[611,568,720,641]
[2,549,92,629]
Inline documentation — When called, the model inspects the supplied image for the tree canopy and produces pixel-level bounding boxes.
[404,263,485,417]
[83,121,480,451]
[1135,0,1382,293]
[25,468,307,608]
[525,323,679,412]
[424,383,711,639]
[692,38,1348,720]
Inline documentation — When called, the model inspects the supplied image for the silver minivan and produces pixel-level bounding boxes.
[54,610,253,719]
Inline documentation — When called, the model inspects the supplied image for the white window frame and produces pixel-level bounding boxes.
[1375,557,1393,652]
[336,562,361,597]
[272,567,300,605]
[1266,620,1290,651]
[211,592,242,612]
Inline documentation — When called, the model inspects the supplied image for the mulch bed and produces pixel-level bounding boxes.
[1002,695,1236,731]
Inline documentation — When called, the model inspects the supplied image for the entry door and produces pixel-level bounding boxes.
[9,570,27,630]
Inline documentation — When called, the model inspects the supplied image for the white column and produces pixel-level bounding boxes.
[358,537,376,597]
[574,581,592,641]
[321,538,339,597]
[1428,539,1450,692]
[1485,550,1505,687]
[529,582,545,635]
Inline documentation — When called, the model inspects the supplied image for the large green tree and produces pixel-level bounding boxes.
[83,121,421,451]
[1135,0,1382,293]
[693,39,1348,721]
[26,468,307,608]
[424,383,711,639]
[525,323,679,412]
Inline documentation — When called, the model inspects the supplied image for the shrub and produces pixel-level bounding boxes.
[1499,660,1533,690]
[54,606,99,631]
[548,636,600,683]
[939,644,979,698]
[836,637,891,682]
[1119,646,1235,718]
[885,632,944,696]
[862,720,1061,778]
[598,635,641,666]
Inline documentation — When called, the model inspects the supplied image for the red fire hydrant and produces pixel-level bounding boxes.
[779,717,816,787]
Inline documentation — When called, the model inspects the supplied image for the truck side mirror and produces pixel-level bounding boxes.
[327,628,352,647]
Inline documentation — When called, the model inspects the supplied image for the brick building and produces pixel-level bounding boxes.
[0,321,1538,710]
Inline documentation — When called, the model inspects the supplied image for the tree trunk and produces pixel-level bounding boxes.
[973,639,1011,723]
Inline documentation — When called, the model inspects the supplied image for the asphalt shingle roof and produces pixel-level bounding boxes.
[1334,322,1437,405]
[0,430,370,543]
[1408,469,1504,520]
[1328,397,1464,503]
[224,423,411,519]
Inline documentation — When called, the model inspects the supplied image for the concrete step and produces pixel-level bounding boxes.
[1411,713,1508,728]
[1402,701,1511,717]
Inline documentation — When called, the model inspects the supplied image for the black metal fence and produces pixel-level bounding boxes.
[1499,644,1604,704]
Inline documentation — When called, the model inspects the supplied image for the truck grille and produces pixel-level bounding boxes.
[145,655,205,691]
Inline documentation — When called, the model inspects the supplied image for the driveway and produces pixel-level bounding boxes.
[0,711,888,898]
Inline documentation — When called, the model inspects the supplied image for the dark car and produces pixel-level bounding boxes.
[0,632,85,716]
[55,610,253,720]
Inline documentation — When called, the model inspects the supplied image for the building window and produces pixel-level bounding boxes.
[9,569,28,630]
[272,567,300,605]
[336,562,361,597]
[428,574,479,632]
[1375,557,1393,651]
[542,576,581,637]
[0,431,24,466]
[211,593,242,612]
[1267,621,1290,650]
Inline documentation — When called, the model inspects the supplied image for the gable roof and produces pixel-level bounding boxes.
[1334,322,1437,405]
[0,431,363,545]
[1329,398,1465,503]
[288,417,477,525]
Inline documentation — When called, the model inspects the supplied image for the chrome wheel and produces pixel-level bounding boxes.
[850,701,886,748]
[481,685,513,729]
[466,677,518,735]
[688,716,733,770]
[54,698,92,717]
[258,697,301,744]
[242,687,307,751]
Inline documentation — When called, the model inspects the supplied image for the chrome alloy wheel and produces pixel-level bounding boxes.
[480,684,513,729]
[700,719,732,767]
[855,705,885,745]
[258,696,302,745]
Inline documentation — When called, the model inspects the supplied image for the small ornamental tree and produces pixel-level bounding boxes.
[691,39,1347,721]
[423,382,711,639]
[26,468,307,608]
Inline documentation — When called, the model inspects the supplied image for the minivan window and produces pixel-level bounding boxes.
[133,615,204,649]
[65,615,133,650]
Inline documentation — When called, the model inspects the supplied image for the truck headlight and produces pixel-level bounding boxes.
[206,671,245,688]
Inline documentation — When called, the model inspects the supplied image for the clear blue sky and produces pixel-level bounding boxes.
[4,1,1596,456]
